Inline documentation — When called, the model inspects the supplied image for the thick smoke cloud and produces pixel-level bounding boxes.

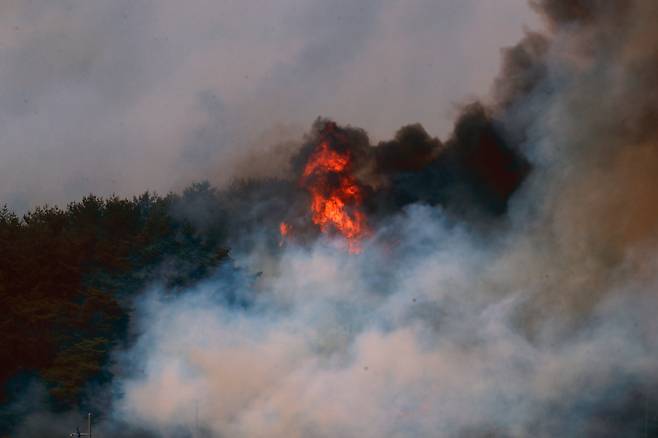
[0,0,535,212]
[112,209,658,436]
[4,0,658,436]
[97,0,658,436]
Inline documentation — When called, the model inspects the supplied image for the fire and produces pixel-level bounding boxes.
[279,222,290,246]
[300,137,368,252]
[302,142,349,177]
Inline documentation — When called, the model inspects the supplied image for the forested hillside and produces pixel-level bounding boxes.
[0,183,230,427]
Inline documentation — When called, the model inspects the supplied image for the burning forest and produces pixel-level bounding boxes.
[1,0,658,436]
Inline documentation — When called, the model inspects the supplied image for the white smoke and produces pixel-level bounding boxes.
[111,202,658,436]
[106,1,658,436]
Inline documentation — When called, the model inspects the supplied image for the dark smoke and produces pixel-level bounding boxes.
[283,104,530,238]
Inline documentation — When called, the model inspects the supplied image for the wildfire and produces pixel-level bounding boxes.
[300,137,369,252]
[278,221,290,247]
[302,142,349,177]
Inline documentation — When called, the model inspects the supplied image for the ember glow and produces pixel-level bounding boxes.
[302,142,349,177]
[300,138,369,252]
[279,221,290,246]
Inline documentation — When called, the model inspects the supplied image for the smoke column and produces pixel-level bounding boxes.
[40,0,655,436]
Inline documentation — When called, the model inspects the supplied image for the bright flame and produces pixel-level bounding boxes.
[302,142,349,177]
[301,140,368,252]
[279,222,290,246]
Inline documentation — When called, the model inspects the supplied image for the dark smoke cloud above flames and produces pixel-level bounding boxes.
[279,104,530,244]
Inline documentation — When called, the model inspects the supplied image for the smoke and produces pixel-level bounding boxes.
[0,0,535,212]
[111,206,658,436]
[4,0,658,435]
[95,1,658,436]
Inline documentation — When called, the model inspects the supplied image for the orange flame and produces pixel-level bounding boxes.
[302,142,349,177]
[279,222,290,237]
[301,140,368,252]
[278,222,290,246]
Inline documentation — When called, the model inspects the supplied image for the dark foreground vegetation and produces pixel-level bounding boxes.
[0,182,231,431]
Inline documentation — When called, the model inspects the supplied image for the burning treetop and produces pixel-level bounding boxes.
[298,124,369,252]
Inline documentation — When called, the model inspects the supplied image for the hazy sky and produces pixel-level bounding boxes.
[0,0,539,211]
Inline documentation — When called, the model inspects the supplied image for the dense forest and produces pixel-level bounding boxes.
[0,182,233,431]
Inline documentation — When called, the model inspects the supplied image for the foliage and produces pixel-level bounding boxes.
[0,188,230,410]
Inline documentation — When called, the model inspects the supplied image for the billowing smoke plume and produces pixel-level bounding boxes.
[8,0,658,436]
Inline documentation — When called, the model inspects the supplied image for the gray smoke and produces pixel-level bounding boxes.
[105,1,658,436]
[0,0,535,212]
